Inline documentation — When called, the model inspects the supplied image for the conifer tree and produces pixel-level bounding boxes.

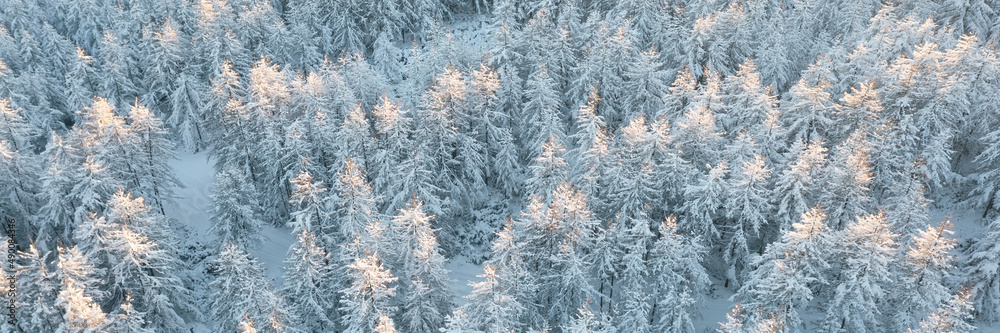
[210,167,266,249]
[649,216,711,331]
[168,69,204,152]
[340,253,398,333]
[680,162,729,241]
[98,31,139,108]
[127,101,182,214]
[821,212,898,333]
[462,264,526,333]
[104,192,191,332]
[390,198,455,333]
[15,245,62,333]
[965,214,1000,322]
[912,287,976,333]
[211,244,289,333]
[526,136,570,200]
[819,131,874,230]
[282,230,337,332]
[890,220,958,331]
[332,159,378,246]
[105,294,153,333]
[724,155,773,287]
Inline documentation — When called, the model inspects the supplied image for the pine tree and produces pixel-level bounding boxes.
[127,101,183,214]
[15,245,62,333]
[965,214,1000,322]
[782,60,836,144]
[390,197,455,333]
[56,275,107,333]
[282,230,337,332]
[340,253,398,333]
[211,244,288,333]
[911,287,976,333]
[209,167,266,249]
[334,105,374,172]
[822,212,898,333]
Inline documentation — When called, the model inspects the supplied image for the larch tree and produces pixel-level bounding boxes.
[389,197,455,333]
[965,214,1000,322]
[340,253,398,333]
[103,192,191,332]
[649,217,711,333]
[209,167,266,249]
[526,136,570,200]
[890,220,958,331]
[126,101,182,214]
[911,287,976,333]
[821,212,898,333]
[332,159,379,247]
[772,140,828,230]
[211,244,290,333]
[15,245,62,333]
[282,230,337,332]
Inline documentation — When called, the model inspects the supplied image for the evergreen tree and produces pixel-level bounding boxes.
[821,212,898,333]
[211,244,290,333]
[912,287,976,333]
[282,230,337,332]
[390,197,455,333]
[15,245,62,333]
[340,253,398,333]
[209,167,266,249]
[966,214,1000,322]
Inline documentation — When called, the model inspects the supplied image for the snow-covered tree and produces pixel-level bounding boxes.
[210,167,265,249]
[282,230,337,332]
[462,264,526,333]
[390,197,455,333]
[821,212,898,333]
[332,159,378,246]
[340,253,398,333]
[211,244,290,333]
[966,215,1000,322]
[912,287,976,333]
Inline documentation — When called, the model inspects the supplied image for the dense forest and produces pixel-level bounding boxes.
[2,0,1000,332]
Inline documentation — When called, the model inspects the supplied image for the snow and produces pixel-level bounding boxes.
[166,152,294,283]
